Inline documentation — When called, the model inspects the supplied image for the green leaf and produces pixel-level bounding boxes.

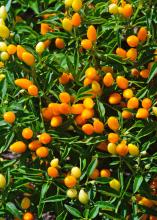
[149,167,157,173]
[147,62,157,83]
[38,183,50,217]
[89,206,99,219]
[96,98,105,120]
[95,201,115,211]
[43,195,67,203]
[6,202,22,219]
[56,211,67,220]
[64,205,82,218]
[133,175,143,193]
[86,158,98,177]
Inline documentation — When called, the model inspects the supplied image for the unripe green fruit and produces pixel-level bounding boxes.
[0,174,6,189]
[71,166,81,178]
[78,189,89,204]
[66,188,77,198]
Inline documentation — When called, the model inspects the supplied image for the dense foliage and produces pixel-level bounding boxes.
[0,0,157,219]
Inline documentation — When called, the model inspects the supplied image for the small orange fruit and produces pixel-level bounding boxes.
[83,97,94,109]
[122,110,132,119]
[136,108,149,119]
[59,73,70,84]
[93,119,104,134]
[28,140,41,151]
[59,103,71,114]
[107,116,119,131]
[16,45,26,61]
[59,92,71,103]
[90,169,99,179]
[22,52,35,66]
[62,18,72,32]
[87,25,97,42]
[75,115,87,125]
[96,141,108,151]
[138,197,154,208]
[122,4,133,18]
[28,85,38,96]
[51,116,62,127]
[137,27,148,42]
[36,146,49,158]
[83,77,93,86]
[47,167,59,178]
[42,108,53,120]
[108,133,119,143]
[48,103,60,116]
[116,47,127,58]
[100,169,111,178]
[142,98,152,109]
[123,88,134,99]
[131,68,139,77]
[116,140,128,156]
[140,69,150,78]
[72,13,81,27]
[64,175,77,188]
[55,38,65,49]
[126,48,137,61]
[3,111,15,124]
[127,35,139,47]
[15,78,33,90]
[10,141,27,153]
[7,44,17,55]
[85,67,97,80]
[22,128,33,140]
[116,76,128,89]
[23,212,34,220]
[127,97,139,109]
[71,104,84,114]
[82,123,94,135]
[41,23,51,35]
[72,0,82,12]
[108,93,122,104]
[39,133,52,144]
[103,73,114,87]
[81,108,94,119]
[81,39,92,50]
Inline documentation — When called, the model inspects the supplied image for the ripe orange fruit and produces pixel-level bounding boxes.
[59,103,71,114]
[93,119,104,134]
[131,68,139,77]
[81,39,92,50]
[36,146,49,158]
[137,27,148,42]
[39,133,52,144]
[44,39,51,48]
[122,4,133,18]
[108,93,122,104]
[59,92,71,103]
[107,116,119,131]
[22,128,33,140]
[64,175,77,188]
[96,141,108,151]
[126,48,137,61]
[127,35,139,47]
[28,140,41,151]
[51,116,62,127]
[23,212,34,220]
[87,25,97,42]
[83,77,93,86]
[122,110,132,119]
[142,98,152,109]
[55,38,65,49]
[83,98,94,109]
[72,0,82,11]
[82,123,94,135]
[75,115,87,125]
[16,45,26,61]
[138,197,154,208]
[127,97,139,109]
[100,169,111,178]
[72,13,81,27]
[48,103,60,116]
[85,67,97,80]
[62,18,72,32]
[22,52,35,66]
[116,140,128,156]
[41,23,51,35]
[150,216,157,220]
[15,78,33,89]
[116,47,127,58]
[10,141,27,153]
[101,66,113,73]
[7,44,17,55]
[71,104,84,114]
[123,88,134,99]
[47,167,59,178]
[116,76,128,89]
[3,111,15,124]
[59,73,70,84]
[140,69,150,78]
[42,107,53,120]
[103,73,114,87]
[91,81,101,94]
[81,108,94,119]
[28,85,38,96]
[136,108,149,119]
[108,133,119,143]
[90,169,99,179]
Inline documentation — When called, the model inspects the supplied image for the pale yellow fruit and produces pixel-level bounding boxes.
[109,179,120,191]
[0,6,7,20]
[78,189,89,204]
[0,24,9,39]
[109,3,119,14]
[107,143,117,154]
[65,0,73,7]
[62,18,72,32]
[0,42,7,51]
[0,174,6,189]
[0,18,5,25]
[1,51,9,61]
[128,144,139,156]
[50,158,59,168]
[152,107,157,117]
[66,188,77,198]
[0,74,5,81]
[72,0,82,12]
[35,42,45,54]
[71,167,81,178]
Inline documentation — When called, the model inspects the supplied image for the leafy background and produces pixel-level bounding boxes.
[0,0,157,219]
